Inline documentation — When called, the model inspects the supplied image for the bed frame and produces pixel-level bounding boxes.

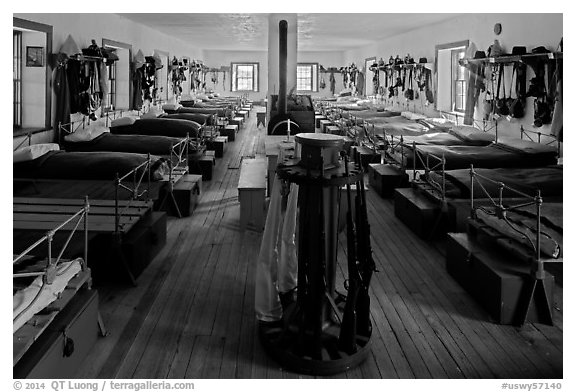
[453,166,558,325]
[391,123,561,240]
[13,199,108,374]
[14,155,165,284]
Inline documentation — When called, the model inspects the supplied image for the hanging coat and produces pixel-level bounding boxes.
[329,72,336,95]
[356,71,365,96]
[66,59,82,114]
[53,57,71,135]
[133,68,144,109]
[550,60,563,141]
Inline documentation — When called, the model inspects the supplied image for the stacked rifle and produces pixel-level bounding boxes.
[338,149,376,353]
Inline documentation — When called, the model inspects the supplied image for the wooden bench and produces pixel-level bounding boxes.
[256,112,266,128]
[238,158,267,231]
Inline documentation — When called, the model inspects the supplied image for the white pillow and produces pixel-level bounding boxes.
[110,116,139,127]
[14,143,60,163]
[64,123,109,142]
[401,111,427,121]
[213,93,220,97]
[141,110,161,119]
[196,94,209,100]
[162,104,181,111]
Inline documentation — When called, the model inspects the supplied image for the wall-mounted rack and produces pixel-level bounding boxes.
[460,51,563,66]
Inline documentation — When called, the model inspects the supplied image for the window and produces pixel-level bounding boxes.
[105,61,117,111]
[13,30,22,129]
[452,49,467,112]
[435,40,469,113]
[296,63,318,92]
[231,63,259,92]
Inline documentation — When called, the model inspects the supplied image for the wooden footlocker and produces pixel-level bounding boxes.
[352,145,381,170]
[190,155,214,181]
[368,163,409,198]
[206,136,228,158]
[319,119,332,133]
[220,124,238,141]
[158,174,202,217]
[393,187,454,239]
[14,288,99,378]
[446,232,555,325]
[229,117,244,129]
[315,115,327,129]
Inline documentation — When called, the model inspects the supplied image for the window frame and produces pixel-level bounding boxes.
[296,63,318,93]
[451,48,467,113]
[102,38,133,110]
[106,60,117,111]
[231,62,259,92]
[13,17,53,134]
[434,40,469,114]
[13,30,22,130]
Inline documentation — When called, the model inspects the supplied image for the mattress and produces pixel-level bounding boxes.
[427,165,563,200]
[13,150,167,181]
[110,118,202,138]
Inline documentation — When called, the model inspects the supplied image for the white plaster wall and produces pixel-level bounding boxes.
[14,13,204,145]
[203,50,268,101]
[343,13,563,139]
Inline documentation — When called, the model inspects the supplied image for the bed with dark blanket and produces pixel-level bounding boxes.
[363,116,431,136]
[164,106,231,118]
[62,132,202,157]
[13,150,167,181]
[342,109,401,119]
[396,137,558,170]
[110,118,202,138]
[427,165,563,200]
[158,112,212,125]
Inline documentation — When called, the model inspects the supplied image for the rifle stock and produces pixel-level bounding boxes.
[356,155,375,337]
[338,154,360,353]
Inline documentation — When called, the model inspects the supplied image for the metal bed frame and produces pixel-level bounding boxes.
[467,165,558,325]
[13,198,108,365]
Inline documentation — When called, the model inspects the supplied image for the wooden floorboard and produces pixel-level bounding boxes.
[74,106,562,379]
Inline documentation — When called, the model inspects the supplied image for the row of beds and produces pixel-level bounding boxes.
[315,96,562,326]
[13,94,249,377]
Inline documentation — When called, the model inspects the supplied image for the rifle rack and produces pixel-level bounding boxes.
[259,133,374,375]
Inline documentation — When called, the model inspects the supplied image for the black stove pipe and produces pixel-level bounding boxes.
[278,20,288,116]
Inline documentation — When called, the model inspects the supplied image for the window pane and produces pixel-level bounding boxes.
[297,65,312,91]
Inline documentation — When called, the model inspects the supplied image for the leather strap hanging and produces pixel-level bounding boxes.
[495,64,509,115]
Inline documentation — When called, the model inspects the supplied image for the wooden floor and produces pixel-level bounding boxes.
[75,109,563,379]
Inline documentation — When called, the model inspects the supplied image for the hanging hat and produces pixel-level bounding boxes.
[102,47,119,63]
[60,34,81,56]
[531,46,550,54]
[512,46,527,56]
[474,51,487,59]
[134,49,145,69]
[418,57,428,64]
[152,52,163,69]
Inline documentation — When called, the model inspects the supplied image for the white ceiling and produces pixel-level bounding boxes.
[118,13,462,52]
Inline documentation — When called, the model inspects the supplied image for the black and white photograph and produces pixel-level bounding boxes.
[25,46,44,67]
[9,3,569,390]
